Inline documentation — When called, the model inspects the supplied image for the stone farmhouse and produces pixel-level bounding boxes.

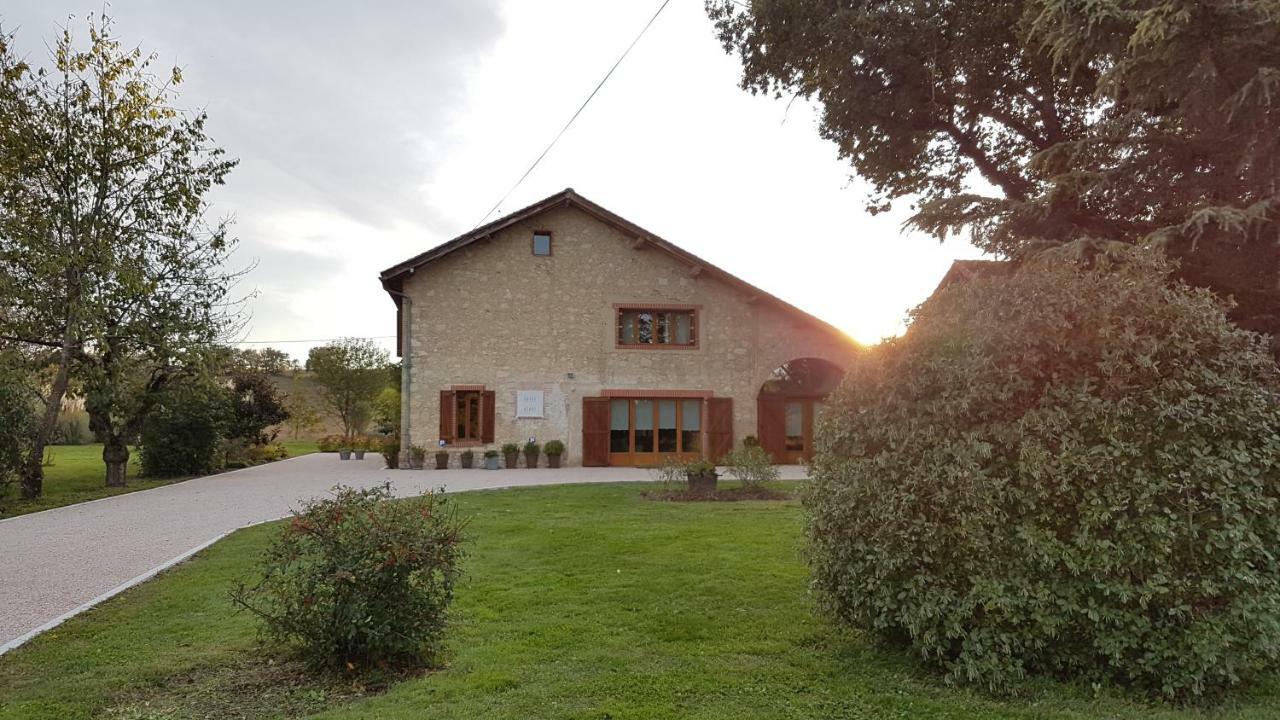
[380,189,860,466]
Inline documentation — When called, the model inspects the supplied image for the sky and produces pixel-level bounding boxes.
[3,0,986,360]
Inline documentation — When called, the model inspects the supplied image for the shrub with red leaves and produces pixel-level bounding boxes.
[231,483,465,671]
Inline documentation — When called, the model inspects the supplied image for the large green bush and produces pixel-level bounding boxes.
[231,484,466,671]
[807,247,1280,700]
[0,355,34,494]
[138,377,230,477]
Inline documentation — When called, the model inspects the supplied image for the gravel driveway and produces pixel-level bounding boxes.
[0,454,807,652]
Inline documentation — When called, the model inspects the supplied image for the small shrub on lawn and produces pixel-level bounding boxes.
[722,444,779,488]
[808,246,1280,701]
[231,484,466,672]
[139,377,230,477]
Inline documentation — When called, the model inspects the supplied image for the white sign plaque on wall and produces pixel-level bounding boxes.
[516,390,545,419]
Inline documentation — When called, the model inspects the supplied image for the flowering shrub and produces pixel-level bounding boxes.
[231,484,466,670]
[808,247,1280,700]
[722,444,778,488]
[316,435,345,453]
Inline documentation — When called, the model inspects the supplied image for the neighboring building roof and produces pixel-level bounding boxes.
[931,259,1011,296]
[380,188,858,345]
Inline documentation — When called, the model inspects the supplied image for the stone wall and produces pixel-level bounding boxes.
[398,204,859,465]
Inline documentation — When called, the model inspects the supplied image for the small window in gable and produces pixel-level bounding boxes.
[532,231,552,256]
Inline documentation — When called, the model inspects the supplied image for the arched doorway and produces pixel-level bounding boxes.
[757,358,844,463]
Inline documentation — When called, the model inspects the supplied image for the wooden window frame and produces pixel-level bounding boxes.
[531,230,553,256]
[454,390,483,443]
[613,303,700,350]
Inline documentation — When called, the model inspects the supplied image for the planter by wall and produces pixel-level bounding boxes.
[687,470,718,492]
[547,454,562,469]
[503,452,519,469]
[460,453,474,469]
[524,452,539,469]
[338,450,352,461]
[434,452,449,470]
[485,456,500,470]
[353,450,366,460]
[410,453,425,470]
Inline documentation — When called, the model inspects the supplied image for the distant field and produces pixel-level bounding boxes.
[0,441,318,519]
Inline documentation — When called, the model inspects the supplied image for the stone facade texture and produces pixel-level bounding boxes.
[398,204,859,465]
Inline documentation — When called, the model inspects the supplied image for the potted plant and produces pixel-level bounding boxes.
[523,441,541,469]
[353,436,367,461]
[684,458,718,492]
[544,440,565,469]
[484,449,500,470]
[338,439,352,461]
[501,442,520,469]
[460,449,475,469]
[380,436,400,469]
[434,450,449,470]
[410,445,426,470]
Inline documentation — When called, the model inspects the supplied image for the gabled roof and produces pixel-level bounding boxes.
[380,188,856,345]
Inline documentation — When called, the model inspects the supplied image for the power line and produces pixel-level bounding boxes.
[230,335,396,345]
[472,0,674,229]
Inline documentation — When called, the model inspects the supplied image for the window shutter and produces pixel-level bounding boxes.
[481,390,496,443]
[756,397,786,463]
[439,390,455,443]
[582,397,610,467]
[706,397,733,461]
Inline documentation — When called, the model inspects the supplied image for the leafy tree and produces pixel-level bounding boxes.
[283,390,322,440]
[372,385,401,435]
[225,370,290,445]
[708,0,1280,336]
[0,16,240,491]
[305,338,389,437]
[228,347,298,376]
[807,246,1280,699]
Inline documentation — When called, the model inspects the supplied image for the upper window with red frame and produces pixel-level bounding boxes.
[616,307,698,348]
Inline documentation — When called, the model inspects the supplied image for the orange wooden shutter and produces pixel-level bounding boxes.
[481,390,496,443]
[582,397,610,467]
[706,397,733,461]
[439,390,455,443]
[756,397,786,463]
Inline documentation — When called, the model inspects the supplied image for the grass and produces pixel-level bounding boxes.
[0,440,318,519]
[1,482,1278,719]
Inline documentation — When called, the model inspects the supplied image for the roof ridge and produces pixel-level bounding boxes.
[380,188,858,347]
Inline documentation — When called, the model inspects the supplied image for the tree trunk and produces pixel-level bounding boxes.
[103,435,129,488]
[20,339,76,499]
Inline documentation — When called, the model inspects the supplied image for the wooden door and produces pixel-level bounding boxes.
[582,397,611,466]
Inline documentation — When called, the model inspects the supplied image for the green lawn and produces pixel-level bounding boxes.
[1,482,1276,719]
[0,440,318,519]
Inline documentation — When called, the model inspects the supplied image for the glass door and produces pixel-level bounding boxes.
[782,400,818,463]
[607,397,703,466]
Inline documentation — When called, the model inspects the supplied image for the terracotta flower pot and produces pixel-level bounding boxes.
[504,452,519,469]
[353,450,365,460]
[410,454,424,470]
[524,452,539,469]
[547,454,562,469]
[434,452,449,470]
[461,453,474,469]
